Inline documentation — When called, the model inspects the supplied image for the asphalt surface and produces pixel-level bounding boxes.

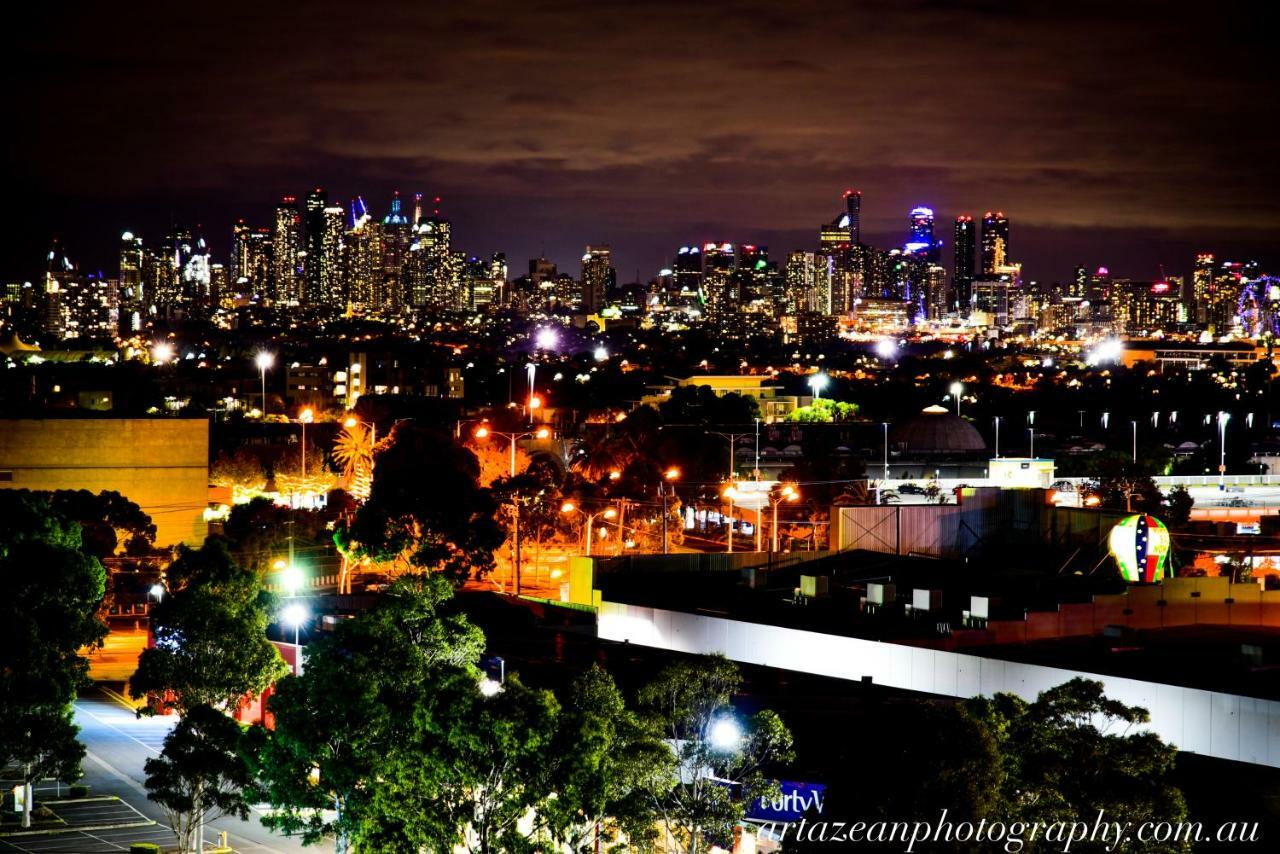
[0,689,309,853]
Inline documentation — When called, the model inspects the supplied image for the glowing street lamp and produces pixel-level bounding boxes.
[151,341,175,364]
[661,466,681,555]
[1218,411,1230,490]
[722,484,738,553]
[560,502,617,556]
[297,407,314,478]
[149,583,165,603]
[281,564,304,596]
[770,485,800,553]
[255,351,274,416]
[708,715,743,751]
[281,602,309,674]
[474,425,552,477]
[949,381,963,416]
[807,372,829,400]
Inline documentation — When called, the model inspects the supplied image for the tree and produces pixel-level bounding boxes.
[219,497,329,574]
[638,655,794,854]
[361,671,560,854]
[130,539,288,714]
[210,448,267,497]
[785,398,859,423]
[144,704,253,854]
[0,491,107,827]
[657,385,759,426]
[539,666,674,853]
[1083,454,1164,515]
[250,574,485,853]
[340,423,506,581]
[965,678,1188,852]
[1164,485,1195,528]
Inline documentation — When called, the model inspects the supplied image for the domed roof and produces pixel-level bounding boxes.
[890,405,987,455]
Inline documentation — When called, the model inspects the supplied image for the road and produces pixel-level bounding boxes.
[0,688,311,854]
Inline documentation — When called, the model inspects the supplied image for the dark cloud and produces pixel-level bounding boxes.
[3,0,1278,283]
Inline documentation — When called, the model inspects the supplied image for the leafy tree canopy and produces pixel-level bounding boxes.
[130,539,287,714]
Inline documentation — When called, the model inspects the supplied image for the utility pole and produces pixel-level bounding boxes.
[709,431,751,481]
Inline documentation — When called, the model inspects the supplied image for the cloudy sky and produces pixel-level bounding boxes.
[4,0,1277,283]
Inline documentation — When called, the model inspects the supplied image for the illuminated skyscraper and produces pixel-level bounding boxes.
[381,191,412,313]
[905,206,938,261]
[321,204,346,309]
[953,216,975,309]
[232,221,272,300]
[981,211,1010,275]
[304,187,328,304]
[406,216,456,309]
[119,231,143,323]
[672,246,702,303]
[344,200,384,313]
[1193,253,1215,324]
[580,245,614,313]
[843,189,862,244]
[272,196,303,304]
[700,242,736,320]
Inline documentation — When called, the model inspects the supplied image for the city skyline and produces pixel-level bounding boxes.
[6,1,1279,283]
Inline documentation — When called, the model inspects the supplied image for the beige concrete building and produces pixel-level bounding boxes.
[0,418,209,546]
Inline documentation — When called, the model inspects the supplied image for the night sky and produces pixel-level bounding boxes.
[5,0,1278,285]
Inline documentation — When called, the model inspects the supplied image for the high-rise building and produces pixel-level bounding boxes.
[231,221,272,301]
[304,187,328,304]
[784,251,831,315]
[843,189,862,244]
[700,242,736,321]
[406,216,456,309]
[981,212,1010,275]
[381,191,412,314]
[321,204,346,309]
[905,206,938,261]
[119,231,144,321]
[272,196,303,304]
[580,245,614,313]
[344,201,384,313]
[1193,253,1215,324]
[925,263,949,320]
[672,246,702,303]
[953,216,975,310]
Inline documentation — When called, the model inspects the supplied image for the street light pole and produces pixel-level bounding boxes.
[1029,427,1035,458]
[882,422,890,480]
[1219,411,1230,490]
[1131,420,1138,464]
[994,416,1001,458]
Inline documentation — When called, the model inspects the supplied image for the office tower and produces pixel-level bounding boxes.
[273,196,303,304]
[209,263,228,306]
[118,231,144,319]
[344,202,384,313]
[926,263,949,320]
[1071,264,1088,299]
[580,245,614,313]
[905,206,938,261]
[231,220,252,286]
[381,191,412,313]
[843,189,862,243]
[176,230,212,309]
[953,216,975,309]
[981,212,1010,275]
[700,242,736,320]
[1193,253,1215,324]
[231,221,272,300]
[672,246,702,302]
[43,241,72,338]
[303,187,328,304]
[785,251,832,315]
[406,216,455,309]
[320,204,345,309]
